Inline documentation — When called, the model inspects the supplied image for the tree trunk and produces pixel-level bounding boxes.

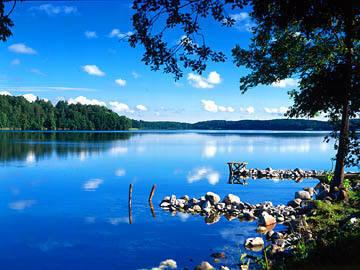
[331,3,353,192]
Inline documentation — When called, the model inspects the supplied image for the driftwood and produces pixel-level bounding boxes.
[128,183,133,224]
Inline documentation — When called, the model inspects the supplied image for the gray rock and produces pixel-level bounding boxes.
[303,187,315,196]
[287,198,302,208]
[205,192,221,205]
[195,261,215,270]
[295,190,311,200]
[223,194,241,205]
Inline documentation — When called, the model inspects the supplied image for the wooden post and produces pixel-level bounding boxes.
[149,201,156,218]
[128,183,133,224]
[148,184,156,202]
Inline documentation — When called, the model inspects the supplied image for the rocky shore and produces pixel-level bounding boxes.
[234,167,322,179]
[159,182,332,269]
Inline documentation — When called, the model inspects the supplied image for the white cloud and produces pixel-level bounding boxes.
[11,58,20,65]
[85,31,97,39]
[8,43,37,55]
[201,100,218,112]
[246,106,255,114]
[109,101,132,113]
[82,65,105,76]
[187,167,220,185]
[30,68,46,76]
[32,4,77,15]
[115,169,126,177]
[136,104,147,111]
[0,91,11,96]
[230,12,249,22]
[115,78,126,87]
[83,179,103,191]
[271,78,298,88]
[201,100,234,113]
[22,94,37,102]
[68,96,106,106]
[203,142,217,158]
[264,106,288,115]
[187,71,222,89]
[108,29,133,39]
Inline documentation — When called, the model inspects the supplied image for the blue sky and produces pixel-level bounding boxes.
[0,0,299,122]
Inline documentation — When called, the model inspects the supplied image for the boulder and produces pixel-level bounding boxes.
[205,214,221,224]
[160,201,171,208]
[202,200,212,213]
[303,187,315,196]
[223,194,241,205]
[258,212,276,226]
[193,205,202,212]
[205,192,221,205]
[295,190,311,200]
[170,195,177,205]
[245,237,264,248]
[220,267,230,270]
[195,261,215,270]
[159,259,177,269]
[287,198,302,208]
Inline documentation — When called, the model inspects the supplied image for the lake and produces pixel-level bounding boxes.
[0,131,338,269]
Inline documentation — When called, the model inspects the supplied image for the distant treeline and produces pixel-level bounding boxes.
[1,94,359,131]
[0,95,131,130]
[132,119,360,131]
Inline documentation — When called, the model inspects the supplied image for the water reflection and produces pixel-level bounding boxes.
[83,179,103,191]
[9,200,36,211]
[115,168,126,177]
[187,167,220,185]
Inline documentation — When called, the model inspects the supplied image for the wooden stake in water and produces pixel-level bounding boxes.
[148,184,156,202]
[128,183,133,224]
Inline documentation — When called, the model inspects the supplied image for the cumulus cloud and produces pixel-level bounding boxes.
[230,12,249,22]
[187,167,220,185]
[187,71,221,89]
[246,106,255,114]
[82,65,105,76]
[83,179,103,191]
[0,91,11,96]
[22,94,37,102]
[115,78,126,87]
[68,96,106,107]
[84,31,97,39]
[109,101,132,113]
[230,12,255,32]
[8,43,37,55]
[131,71,140,79]
[264,106,289,115]
[32,4,78,15]
[108,29,133,39]
[271,78,298,88]
[136,104,147,111]
[201,100,234,113]
[11,58,20,65]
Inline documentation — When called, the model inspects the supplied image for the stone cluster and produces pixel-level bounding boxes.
[239,167,321,179]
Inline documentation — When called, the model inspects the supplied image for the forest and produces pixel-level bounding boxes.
[0,95,132,130]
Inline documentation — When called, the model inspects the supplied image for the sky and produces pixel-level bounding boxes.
[0,0,300,123]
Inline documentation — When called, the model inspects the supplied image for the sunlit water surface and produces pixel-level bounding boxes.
[0,131,345,269]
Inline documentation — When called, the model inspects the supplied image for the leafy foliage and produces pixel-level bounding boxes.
[0,0,16,42]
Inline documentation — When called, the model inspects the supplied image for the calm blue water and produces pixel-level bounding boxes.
[0,131,340,269]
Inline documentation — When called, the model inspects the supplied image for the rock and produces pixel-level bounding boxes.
[287,198,302,208]
[276,216,285,222]
[220,267,230,270]
[195,261,215,270]
[223,194,241,205]
[160,201,171,208]
[202,200,212,213]
[295,190,311,200]
[303,187,315,196]
[193,205,202,212]
[259,211,276,226]
[180,195,189,201]
[170,195,177,205]
[245,237,264,248]
[216,202,225,211]
[205,192,221,205]
[188,198,199,206]
[205,214,221,224]
[159,259,177,269]
[210,252,225,259]
[162,196,170,202]
[256,226,268,234]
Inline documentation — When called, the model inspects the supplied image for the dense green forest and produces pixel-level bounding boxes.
[0,95,132,130]
[1,95,359,131]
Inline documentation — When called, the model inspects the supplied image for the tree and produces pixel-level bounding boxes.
[0,0,16,41]
[130,0,360,196]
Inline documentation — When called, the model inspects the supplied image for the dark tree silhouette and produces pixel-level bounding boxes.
[130,0,360,196]
[0,0,17,41]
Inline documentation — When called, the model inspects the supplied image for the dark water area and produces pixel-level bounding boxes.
[0,131,347,269]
